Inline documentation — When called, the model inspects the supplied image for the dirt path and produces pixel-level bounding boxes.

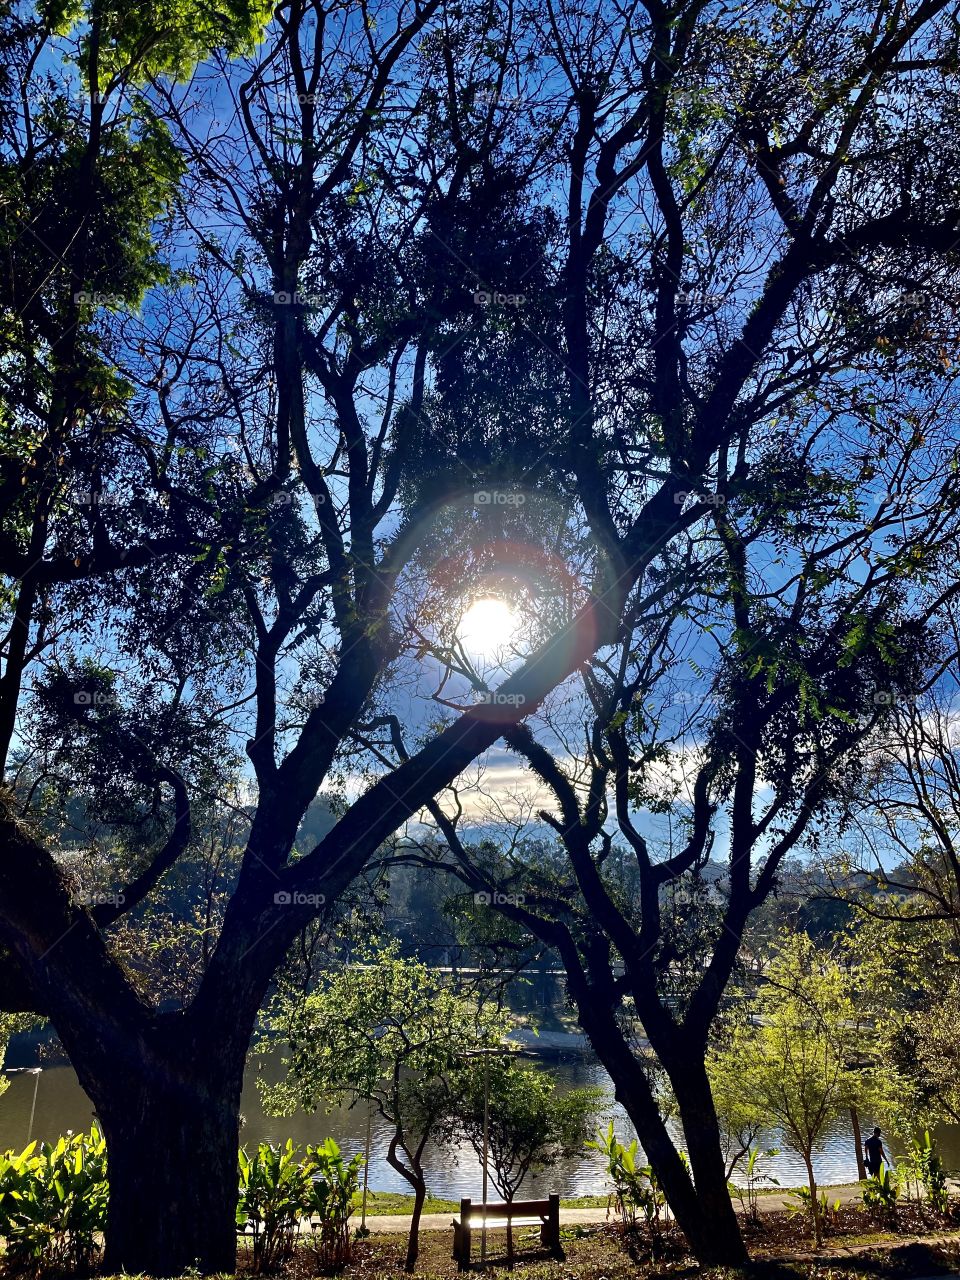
[354,1190,844,1235]
[353,1181,960,1236]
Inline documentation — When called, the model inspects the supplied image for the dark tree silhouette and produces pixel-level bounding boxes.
[3,0,960,1271]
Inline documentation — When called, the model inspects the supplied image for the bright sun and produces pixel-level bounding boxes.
[458,597,518,660]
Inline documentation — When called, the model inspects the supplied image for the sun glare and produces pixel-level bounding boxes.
[458,597,519,660]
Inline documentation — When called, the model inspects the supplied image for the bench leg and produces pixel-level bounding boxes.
[547,1194,563,1258]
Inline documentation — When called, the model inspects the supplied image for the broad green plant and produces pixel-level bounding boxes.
[862,1167,899,1226]
[236,1140,313,1274]
[907,1132,949,1215]
[587,1123,666,1242]
[0,1125,108,1275]
[236,1138,365,1273]
[729,1146,780,1225]
[785,1185,841,1233]
[303,1139,364,1268]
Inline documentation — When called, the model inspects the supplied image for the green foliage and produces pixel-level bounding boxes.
[862,1166,899,1225]
[303,1139,365,1269]
[447,1059,605,1203]
[902,1132,949,1215]
[0,1125,108,1275]
[586,1123,666,1240]
[708,932,880,1244]
[0,1015,40,1099]
[53,0,271,84]
[785,1186,841,1230]
[236,1138,362,1274]
[236,1139,311,1274]
[263,944,510,1115]
[263,946,511,1268]
[728,1146,780,1225]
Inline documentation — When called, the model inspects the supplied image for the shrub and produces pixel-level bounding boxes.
[862,1166,899,1226]
[236,1138,365,1273]
[587,1122,666,1242]
[304,1138,364,1268]
[911,1131,949,1215]
[729,1145,780,1226]
[0,1125,108,1276]
[785,1185,842,1235]
[237,1139,314,1273]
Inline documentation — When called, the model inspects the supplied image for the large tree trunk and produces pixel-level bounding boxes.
[668,1056,748,1263]
[577,1006,748,1266]
[77,1022,247,1277]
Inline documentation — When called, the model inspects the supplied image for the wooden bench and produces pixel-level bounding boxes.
[451,1194,562,1270]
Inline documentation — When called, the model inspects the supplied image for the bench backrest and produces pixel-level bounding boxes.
[459,1195,558,1221]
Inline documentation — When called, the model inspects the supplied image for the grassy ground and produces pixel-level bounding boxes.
[99,1220,960,1280]
[21,1196,960,1280]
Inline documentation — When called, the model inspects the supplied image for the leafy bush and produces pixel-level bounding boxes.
[0,1126,361,1276]
[785,1185,841,1233]
[729,1145,780,1225]
[304,1138,364,1268]
[237,1138,364,1273]
[0,1125,108,1276]
[237,1140,314,1273]
[909,1131,949,1215]
[862,1166,899,1225]
[587,1123,666,1241]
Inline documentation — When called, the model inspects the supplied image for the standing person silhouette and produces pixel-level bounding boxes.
[864,1127,887,1178]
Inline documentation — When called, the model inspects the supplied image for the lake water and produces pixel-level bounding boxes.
[3,1051,958,1198]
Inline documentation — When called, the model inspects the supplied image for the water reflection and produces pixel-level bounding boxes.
[3,1054,958,1197]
